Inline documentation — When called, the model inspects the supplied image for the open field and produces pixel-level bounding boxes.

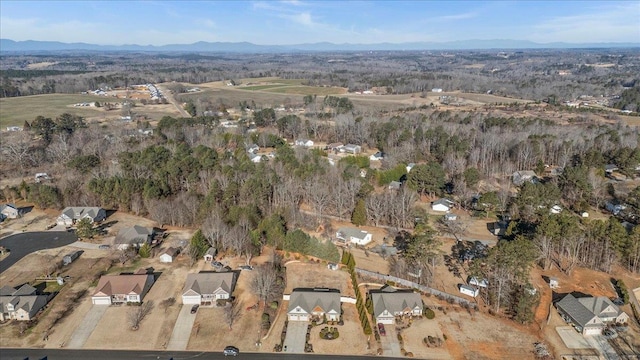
[268,85,346,96]
[176,87,305,108]
[0,94,123,128]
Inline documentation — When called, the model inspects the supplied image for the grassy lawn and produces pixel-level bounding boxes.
[242,84,289,91]
[0,94,123,128]
[268,86,346,96]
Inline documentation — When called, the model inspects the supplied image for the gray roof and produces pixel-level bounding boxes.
[288,288,341,314]
[370,286,423,318]
[115,225,153,245]
[182,272,235,296]
[60,206,104,221]
[432,198,454,207]
[556,294,596,328]
[337,227,369,240]
[576,296,620,318]
[0,284,47,317]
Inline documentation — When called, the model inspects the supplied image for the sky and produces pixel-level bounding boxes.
[1,1,639,45]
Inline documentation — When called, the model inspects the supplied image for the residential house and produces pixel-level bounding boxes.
[431,199,454,212]
[550,205,562,214]
[287,288,341,322]
[115,225,153,250]
[459,284,479,297]
[159,247,179,263]
[443,213,458,221]
[341,144,362,154]
[56,207,106,227]
[182,271,236,306]
[370,285,424,324]
[605,201,627,215]
[203,247,217,263]
[326,143,344,152]
[336,227,373,246]
[91,273,155,305]
[249,153,264,163]
[246,144,260,154]
[34,173,51,182]
[555,294,629,335]
[0,204,19,219]
[295,139,314,148]
[0,284,49,321]
[369,151,384,161]
[604,164,618,174]
[468,277,488,288]
[388,181,402,191]
[406,163,416,173]
[512,170,538,186]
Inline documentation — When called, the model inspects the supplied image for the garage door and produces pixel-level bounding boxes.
[288,314,309,321]
[182,296,201,305]
[378,317,394,325]
[92,297,111,305]
[583,327,601,336]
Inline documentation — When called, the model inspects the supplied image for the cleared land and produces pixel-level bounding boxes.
[0,94,123,128]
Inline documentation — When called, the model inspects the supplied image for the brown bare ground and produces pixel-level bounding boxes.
[284,262,354,297]
[309,304,372,356]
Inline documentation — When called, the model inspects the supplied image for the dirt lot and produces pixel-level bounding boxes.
[419,298,540,360]
[0,207,58,237]
[284,262,354,297]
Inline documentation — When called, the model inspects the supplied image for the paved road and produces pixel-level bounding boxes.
[156,84,191,118]
[166,305,197,350]
[66,305,108,348]
[0,231,78,273]
[0,348,409,360]
[283,320,307,353]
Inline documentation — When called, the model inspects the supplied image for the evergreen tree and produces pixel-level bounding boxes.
[351,199,367,226]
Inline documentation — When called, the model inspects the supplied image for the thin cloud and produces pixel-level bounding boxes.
[530,3,640,42]
[433,12,478,22]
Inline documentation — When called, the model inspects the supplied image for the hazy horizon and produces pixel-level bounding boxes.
[1,1,639,46]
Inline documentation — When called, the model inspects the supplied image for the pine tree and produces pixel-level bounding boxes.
[351,199,367,226]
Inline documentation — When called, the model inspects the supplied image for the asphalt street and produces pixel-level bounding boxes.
[0,231,78,273]
[0,348,408,360]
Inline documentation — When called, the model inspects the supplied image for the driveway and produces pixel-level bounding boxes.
[0,231,78,273]
[66,305,108,348]
[166,305,197,350]
[283,321,308,353]
[380,325,401,356]
[585,334,620,360]
[555,326,591,349]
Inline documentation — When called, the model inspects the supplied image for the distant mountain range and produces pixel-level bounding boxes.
[1,39,639,53]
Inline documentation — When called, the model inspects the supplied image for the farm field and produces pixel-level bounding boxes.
[0,94,123,128]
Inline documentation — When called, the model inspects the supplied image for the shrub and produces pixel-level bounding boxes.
[424,308,435,319]
[270,301,279,310]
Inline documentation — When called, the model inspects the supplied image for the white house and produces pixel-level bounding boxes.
[295,139,314,147]
[56,207,106,226]
[249,153,263,163]
[550,205,562,214]
[468,277,488,288]
[459,284,479,297]
[406,163,416,173]
[341,144,362,154]
[336,227,372,246]
[0,204,19,219]
[431,88,443,93]
[370,285,424,324]
[91,273,155,305]
[287,288,341,322]
[182,272,236,306]
[431,199,454,212]
[203,247,217,262]
[159,247,179,263]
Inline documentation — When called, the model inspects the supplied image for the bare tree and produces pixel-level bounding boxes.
[159,297,176,313]
[224,300,243,330]
[127,301,154,330]
[251,265,278,306]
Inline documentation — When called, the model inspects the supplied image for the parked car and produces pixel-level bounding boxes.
[239,265,253,271]
[98,244,110,250]
[190,304,199,314]
[212,261,224,268]
[377,323,386,336]
[223,346,239,356]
